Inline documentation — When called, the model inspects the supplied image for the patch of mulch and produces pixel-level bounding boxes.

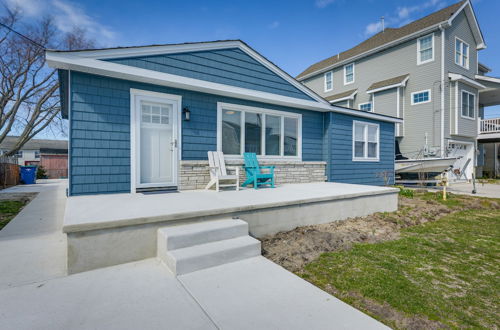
[261,193,499,273]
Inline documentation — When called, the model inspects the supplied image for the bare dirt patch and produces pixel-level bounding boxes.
[261,192,498,273]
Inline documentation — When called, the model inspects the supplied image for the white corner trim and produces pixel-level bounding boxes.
[366,76,409,94]
[417,33,435,66]
[448,73,486,89]
[440,25,445,157]
[328,90,358,104]
[410,89,432,105]
[343,63,355,85]
[352,120,380,162]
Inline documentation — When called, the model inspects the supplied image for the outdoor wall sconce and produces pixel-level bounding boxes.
[183,107,191,121]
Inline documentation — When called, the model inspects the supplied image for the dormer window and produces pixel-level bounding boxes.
[417,34,434,65]
[344,63,354,85]
[455,37,469,69]
[324,71,333,92]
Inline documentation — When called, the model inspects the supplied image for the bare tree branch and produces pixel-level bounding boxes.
[0,9,94,154]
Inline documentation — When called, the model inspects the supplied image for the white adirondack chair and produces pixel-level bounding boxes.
[205,151,240,192]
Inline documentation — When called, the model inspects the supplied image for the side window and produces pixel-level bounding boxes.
[324,71,333,92]
[344,63,354,85]
[417,34,434,65]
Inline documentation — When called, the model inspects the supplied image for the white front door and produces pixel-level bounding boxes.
[133,91,180,189]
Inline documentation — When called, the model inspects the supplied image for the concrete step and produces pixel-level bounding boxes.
[160,236,261,275]
[158,219,249,250]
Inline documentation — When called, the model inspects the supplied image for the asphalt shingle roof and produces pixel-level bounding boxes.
[367,74,409,92]
[325,89,357,102]
[296,1,466,80]
[0,136,68,152]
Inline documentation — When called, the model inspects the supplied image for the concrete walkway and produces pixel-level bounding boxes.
[0,180,388,329]
[429,182,500,198]
[0,180,67,289]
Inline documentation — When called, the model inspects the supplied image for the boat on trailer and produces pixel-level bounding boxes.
[395,157,458,173]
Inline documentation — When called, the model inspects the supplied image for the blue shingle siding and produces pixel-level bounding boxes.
[326,112,395,186]
[105,48,314,101]
[69,71,324,195]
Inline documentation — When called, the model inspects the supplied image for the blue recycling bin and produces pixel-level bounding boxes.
[20,166,37,184]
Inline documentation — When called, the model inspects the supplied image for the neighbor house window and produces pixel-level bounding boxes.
[411,90,431,105]
[455,37,469,69]
[324,71,333,92]
[353,121,379,161]
[34,151,40,158]
[359,102,372,112]
[417,34,434,65]
[219,103,301,158]
[344,63,354,85]
[15,151,23,158]
[461,90,475,119]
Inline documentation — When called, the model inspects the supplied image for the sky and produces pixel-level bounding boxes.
[3,0,500,130]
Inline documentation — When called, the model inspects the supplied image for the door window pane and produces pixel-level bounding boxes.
[265,115,281,156]
[245,112,262,154]
[284,117,298,156]
[222,110,241,155]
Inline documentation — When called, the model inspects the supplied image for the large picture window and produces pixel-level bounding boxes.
[353,121,379,161]
[218,103,301,158]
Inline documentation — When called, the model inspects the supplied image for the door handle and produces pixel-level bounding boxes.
[170,139,178,149]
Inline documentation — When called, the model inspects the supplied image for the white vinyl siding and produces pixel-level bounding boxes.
[324,71,333,92]
[353,121,379,161]
[411,90,431,105]
[461,90,475,119]
[417,34,434,65]
[455,37,469,69]
[217,102,301,159]
[344,63,354,85]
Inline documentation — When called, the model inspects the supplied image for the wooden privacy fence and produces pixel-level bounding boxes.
[0,156,19,189]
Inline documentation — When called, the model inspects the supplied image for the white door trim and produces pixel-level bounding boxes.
[130,88,182,193]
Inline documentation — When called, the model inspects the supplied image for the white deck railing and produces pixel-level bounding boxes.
[480,118,500,134]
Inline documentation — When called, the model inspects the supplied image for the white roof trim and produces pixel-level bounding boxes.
[46,50,402,124]
[448,1,486,50]
[50,40,329,106]
[328,90,357,103]
[297,23,445,81]
[475,75,500,84]
[299,1,487,81]
[366,76,409,94]
[449,73,486,89]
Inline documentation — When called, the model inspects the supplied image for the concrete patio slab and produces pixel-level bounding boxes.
[64,182,398,233]
[0,180,68,289]
[179,256,389,330]
[0,259,215,330]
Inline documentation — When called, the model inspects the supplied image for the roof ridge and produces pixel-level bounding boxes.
[296,0,466,79]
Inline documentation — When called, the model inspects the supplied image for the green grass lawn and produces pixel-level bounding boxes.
[0,200,27,230]
[302,196,500,329]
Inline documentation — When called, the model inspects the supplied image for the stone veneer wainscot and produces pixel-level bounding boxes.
[179,160,327,190]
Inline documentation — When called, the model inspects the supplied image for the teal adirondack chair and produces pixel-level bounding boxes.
[242,153,275,189]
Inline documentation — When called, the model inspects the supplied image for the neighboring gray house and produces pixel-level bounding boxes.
[297,0,500,179]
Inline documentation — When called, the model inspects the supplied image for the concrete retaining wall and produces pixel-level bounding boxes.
[179,160,327,190]
[66,189,397,274]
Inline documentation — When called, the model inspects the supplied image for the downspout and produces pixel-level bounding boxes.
[439,24,445,158]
